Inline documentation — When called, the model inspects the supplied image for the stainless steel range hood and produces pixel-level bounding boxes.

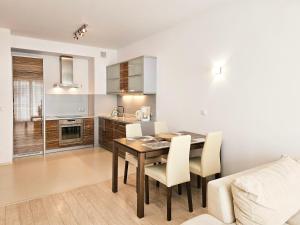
[54,56,80,88]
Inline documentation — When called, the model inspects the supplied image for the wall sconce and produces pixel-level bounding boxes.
[213,66,223,77]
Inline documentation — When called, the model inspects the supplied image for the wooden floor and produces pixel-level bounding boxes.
[0,175,206,225]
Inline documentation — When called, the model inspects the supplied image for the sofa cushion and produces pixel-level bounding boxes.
[287,210,300,225]
[181,214,235,225]
[232,156,300,225]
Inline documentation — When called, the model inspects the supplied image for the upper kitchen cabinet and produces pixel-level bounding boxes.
[106,56,157,95]
[106,64,120,94]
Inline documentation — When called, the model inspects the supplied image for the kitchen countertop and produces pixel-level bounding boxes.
[98,114,140,124]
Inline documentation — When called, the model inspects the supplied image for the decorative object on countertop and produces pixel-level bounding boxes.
[135,106,151,121]
[111,106,118,117]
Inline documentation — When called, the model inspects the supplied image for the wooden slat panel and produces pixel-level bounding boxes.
[5,205,21,225]
[46,120,59,149]
[41,197,64,225]
[71,188,107,224]
[83,118,94,145]
[120,62,128,92]
[0,207,5,225]
[13,56,43,80]
[50,194,78,225]
[62,192,93,225]
[29,199,49,225]
[80,185,133,225]
[17,202,34,225]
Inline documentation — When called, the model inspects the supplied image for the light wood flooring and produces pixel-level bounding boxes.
[0,175,206,225]
[0,148,134,206]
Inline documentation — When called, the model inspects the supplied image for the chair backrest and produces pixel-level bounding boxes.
[166,135,191,187]
[126,123,142,138]
[154,121,169,135]
[201,131,223,177]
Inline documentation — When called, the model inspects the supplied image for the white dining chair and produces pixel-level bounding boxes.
[154,121,169,134]
[189,131,222,208]
[145,135,193,221]
[123,123,162,189]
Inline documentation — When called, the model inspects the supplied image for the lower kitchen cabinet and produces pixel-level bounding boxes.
[46,118,94,150]
[99,117,127,158]
[46,120,59,149]
[83,118,94,145]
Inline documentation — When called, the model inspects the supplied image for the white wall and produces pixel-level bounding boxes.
[45,95,89,117]
[0,28,13,164]
[118,0,300,175]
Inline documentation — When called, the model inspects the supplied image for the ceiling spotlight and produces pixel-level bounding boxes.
[73,24,88,40]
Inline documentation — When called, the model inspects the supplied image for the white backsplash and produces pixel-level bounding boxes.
[45,94,89,116]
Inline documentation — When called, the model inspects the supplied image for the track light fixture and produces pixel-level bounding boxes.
[73,24,88,40]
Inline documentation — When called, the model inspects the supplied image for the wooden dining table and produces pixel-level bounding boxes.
[111,131,206,218]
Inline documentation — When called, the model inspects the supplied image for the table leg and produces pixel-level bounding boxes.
[137,152,145,218]
[112,142,119,193]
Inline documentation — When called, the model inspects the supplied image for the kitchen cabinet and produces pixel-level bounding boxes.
[83,118,94,145]
[46,120,59,149]
[106,64,120,94]
[46,118,94,150]
[106,56,157,94]
[99,117,127,157]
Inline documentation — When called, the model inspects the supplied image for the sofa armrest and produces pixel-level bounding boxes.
[181,214,230,225]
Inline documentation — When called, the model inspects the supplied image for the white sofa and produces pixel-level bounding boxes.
[182,161,300,225]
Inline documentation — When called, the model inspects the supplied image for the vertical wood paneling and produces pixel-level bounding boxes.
[13,56,43,80]
[45,120,59,149]
[120,62,128,92]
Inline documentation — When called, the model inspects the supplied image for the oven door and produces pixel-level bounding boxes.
[59,124,83,146]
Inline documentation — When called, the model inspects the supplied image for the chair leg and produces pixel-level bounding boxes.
[215,173,221,179]
[145,175,149,204]
[186,182,193,212]
[167,187,172,221]
[123,161,129,184]
[201,177,207,208]
[178,184,182,195]
[197,175,201,189]
[156,181,160,188]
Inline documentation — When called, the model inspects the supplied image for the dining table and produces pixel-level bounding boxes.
[111,131,206,218]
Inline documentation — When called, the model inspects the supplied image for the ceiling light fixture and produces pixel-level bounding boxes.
[73,24,88,40]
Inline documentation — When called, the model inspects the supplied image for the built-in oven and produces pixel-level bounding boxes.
[59,119,83,146]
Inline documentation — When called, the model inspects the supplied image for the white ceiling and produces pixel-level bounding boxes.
[0,0,226,49]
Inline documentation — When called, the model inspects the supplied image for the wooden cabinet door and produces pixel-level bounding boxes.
[103,119,114,149]
[46,120,59,149]
[83,118,94,145]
